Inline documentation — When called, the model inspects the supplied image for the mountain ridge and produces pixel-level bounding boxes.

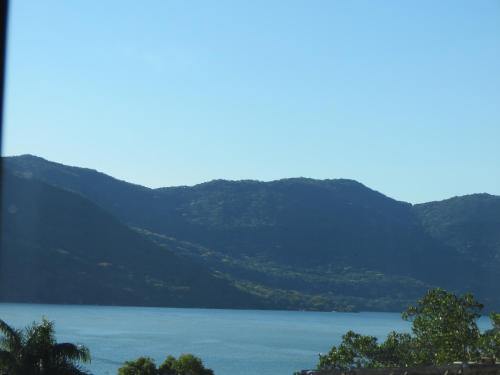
[8,154,482,204]
[2,154,500,311]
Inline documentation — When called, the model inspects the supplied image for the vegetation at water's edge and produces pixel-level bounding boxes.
[317,288,500,370]
[0,318,213,375]
[118,354,214,375]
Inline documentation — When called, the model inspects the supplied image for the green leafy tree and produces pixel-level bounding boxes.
[119,354,214,375]
[402,288,483,365]
[317,331,380,369]
[318,331,416,369]
[318,289,500,370]
[157,355,177,375]
[479,313,500,360]
[0,318,90,375]
[376,332,416,367]
[159,354,213,375]
[118,357,158,375]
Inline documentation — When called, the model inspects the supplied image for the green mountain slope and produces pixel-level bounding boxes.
[414,194,500,261]
[413,194,500,307]
[0,172,262,309]
[3,154,500,311]
[137,229,432,312]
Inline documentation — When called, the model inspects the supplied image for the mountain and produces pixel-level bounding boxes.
[0,171,262,309]
[414,194,500,262]
[2,154,500,311]
[413,194,500,304]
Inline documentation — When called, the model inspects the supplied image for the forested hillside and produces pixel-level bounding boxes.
[0,172,262,309]
[2,155,499,311]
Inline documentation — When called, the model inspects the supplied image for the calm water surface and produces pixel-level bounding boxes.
[0,303,491,375]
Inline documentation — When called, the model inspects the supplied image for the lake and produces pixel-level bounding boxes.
[0,303,492,375]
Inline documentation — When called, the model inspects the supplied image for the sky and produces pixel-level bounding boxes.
[2,0,499,203]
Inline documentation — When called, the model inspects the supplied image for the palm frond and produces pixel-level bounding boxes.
[0,320,22,353]
[53,343,91,364]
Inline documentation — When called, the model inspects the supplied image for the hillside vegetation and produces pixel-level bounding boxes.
[2,155,499,311]
[0,172,262,309]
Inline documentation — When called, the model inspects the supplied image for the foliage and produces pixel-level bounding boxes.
[479,313,500,359]
[376,332,416,367]
[157,356,177,375]
[118,353,214,375]
[0,317,90,375]
[402,288,483,365]
[1,172,260,310]
[4,155,500,312]
[159,354,214,375]
[118,357,157,375]
[317,331,416,369]
[144,230,431,313]
[317,331,380,369]
[318,289,500,370]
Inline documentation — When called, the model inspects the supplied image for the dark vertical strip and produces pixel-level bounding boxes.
[0,0,7,153]
[0,0,9,266]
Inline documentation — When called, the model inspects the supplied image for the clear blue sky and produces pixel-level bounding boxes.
[3,0,499,203]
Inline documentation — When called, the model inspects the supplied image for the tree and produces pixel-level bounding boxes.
[317,331,416,370]
[376,332,416,367]
[0,318,90,375]
[402,288,483,365]
[157,356,177,375]
[479,313,500,360]
[118,353,214,375]
[161,354,214,375]
[118,357,157,375]
[317,288,499,370]
[317,331,380,369]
